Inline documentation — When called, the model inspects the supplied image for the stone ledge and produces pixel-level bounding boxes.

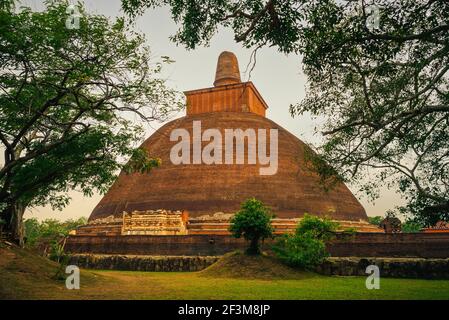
[68,254,219,272]
[315,257,449,279]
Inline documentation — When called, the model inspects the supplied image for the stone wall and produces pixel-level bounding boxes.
[65,233,449,258]
[315,257,449,279]
[66,234,249,256]
[67,254,449,279]
[69,254,219,272]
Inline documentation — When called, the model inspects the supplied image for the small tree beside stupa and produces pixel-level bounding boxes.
[229,198,274,255]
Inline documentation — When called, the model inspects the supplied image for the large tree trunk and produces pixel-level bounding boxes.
[3,202,25,247]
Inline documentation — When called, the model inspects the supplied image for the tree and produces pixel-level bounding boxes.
[122,0,449,225]
[272,214,338,269]
[0,1,183,245]
[24,216,87,247]
[229,198,274,255]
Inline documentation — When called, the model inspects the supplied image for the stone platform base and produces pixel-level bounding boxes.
[69,254,219,272]
[315,257,449,279]
[75,217,383,237]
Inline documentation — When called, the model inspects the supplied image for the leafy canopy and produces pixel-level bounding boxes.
[229,198,274,254]
[122,0,449,225]
[0,0,182,214]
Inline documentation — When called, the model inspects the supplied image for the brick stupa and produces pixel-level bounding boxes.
[81,51,380,235]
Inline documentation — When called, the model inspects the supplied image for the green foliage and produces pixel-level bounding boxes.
[294,214,339,242]
[0,0,14,11]
[400,202,449,227]
[0,1,182,242]
[273,214,339,269]
[24,217,87,247]
[402,220,424,233]
[48,239,67,262]
[368,216,383,226]
[121,0,302,53]
[23,218,41,246]
[273,232,328,270]
[122,0,449,223]
[123,148,161,174]
[229,198,274,255]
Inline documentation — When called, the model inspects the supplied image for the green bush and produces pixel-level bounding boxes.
[229,198,274,255]
[273,214,339,269]
[368,216,383,226]
[402,220,424,233]
[273,233,328,269]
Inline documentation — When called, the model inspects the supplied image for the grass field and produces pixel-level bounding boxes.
[1,244,449,300]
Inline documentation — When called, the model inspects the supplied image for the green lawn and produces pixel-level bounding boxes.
[1,245,449,300]
[73,270,449,300]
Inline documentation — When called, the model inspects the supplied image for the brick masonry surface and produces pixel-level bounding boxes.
[66,232,449,258]
[89,112,368,222]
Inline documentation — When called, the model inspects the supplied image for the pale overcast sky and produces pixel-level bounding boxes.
[21,0,404,220]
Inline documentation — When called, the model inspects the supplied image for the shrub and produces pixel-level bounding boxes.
[402,220,424,233]
[273,214,339,269]
[229,198,274,255]
[273,233,328,269]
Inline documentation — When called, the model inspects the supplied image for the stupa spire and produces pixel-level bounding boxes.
[184,51,268,116]
[213,51,241,86]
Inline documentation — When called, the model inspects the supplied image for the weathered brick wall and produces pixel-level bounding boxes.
[329,232,449,258]
[65,234,250,256]
[65,233,449,258]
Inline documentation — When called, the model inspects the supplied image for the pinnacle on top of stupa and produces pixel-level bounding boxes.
[213,51,241,86]
[184,51,267,116]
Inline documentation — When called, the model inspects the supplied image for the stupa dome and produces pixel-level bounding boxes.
[89,52,367,222]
